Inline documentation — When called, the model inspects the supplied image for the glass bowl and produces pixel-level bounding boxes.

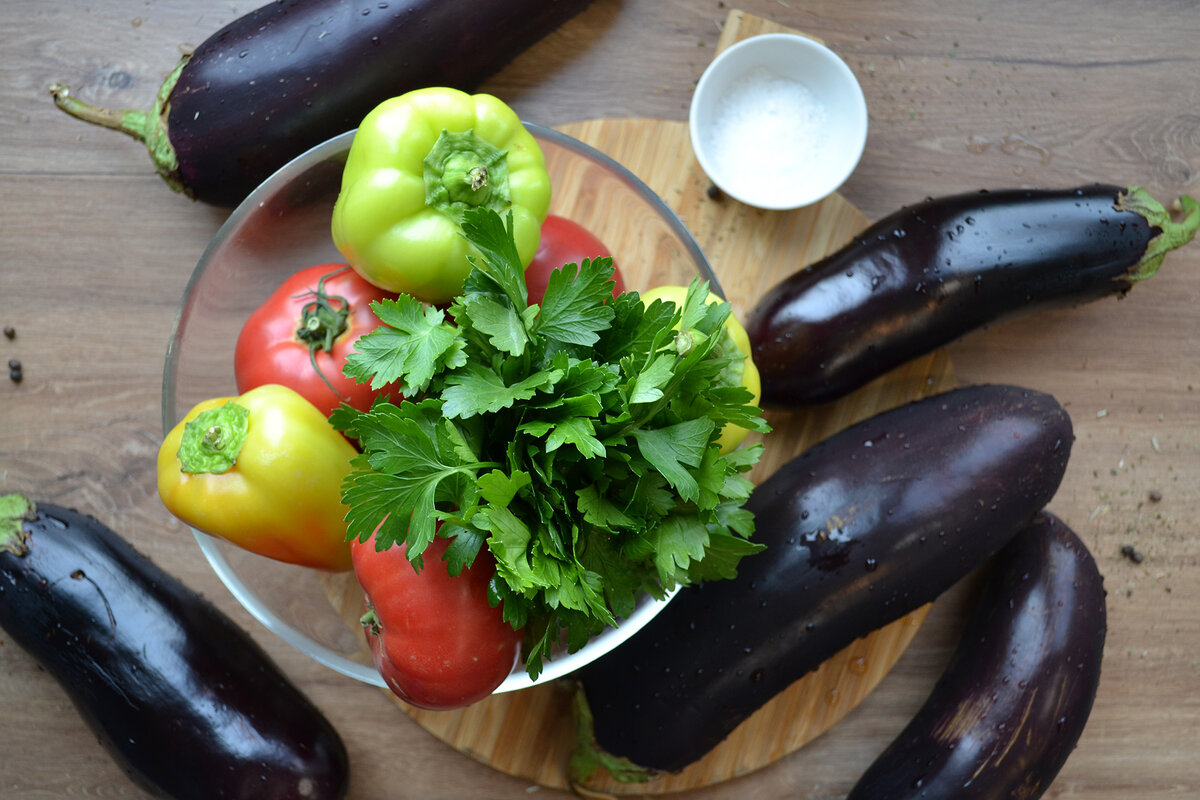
[689,33,867,210]
[162,122,719,694]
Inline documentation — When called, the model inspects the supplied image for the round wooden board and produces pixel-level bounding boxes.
[380,111,958,794]
[350,13,958,791]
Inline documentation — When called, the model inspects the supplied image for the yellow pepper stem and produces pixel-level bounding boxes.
[177,402,250,474]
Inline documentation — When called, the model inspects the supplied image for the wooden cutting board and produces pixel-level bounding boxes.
[390,10,956,795]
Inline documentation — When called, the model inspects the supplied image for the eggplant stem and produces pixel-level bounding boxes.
[49,83,152,143]
[1,493,36,556]
[1117,186,1200,282]
[568,687,660,786]
[48,56,187,195]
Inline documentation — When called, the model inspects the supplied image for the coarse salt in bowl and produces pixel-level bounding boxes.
[689,33,868,210]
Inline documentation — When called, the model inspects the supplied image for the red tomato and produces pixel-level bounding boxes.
[525,214,626,306]
[352,533,523,710]
[235,264,398,417]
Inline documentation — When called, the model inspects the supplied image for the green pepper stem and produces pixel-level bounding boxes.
[424,129,512,219]
[442,152,492,204]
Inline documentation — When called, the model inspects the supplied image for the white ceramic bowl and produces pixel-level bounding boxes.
[162,123,716,694]
[689,33,868,210]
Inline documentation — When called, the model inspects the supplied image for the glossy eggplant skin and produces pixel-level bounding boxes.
[571,384,1074,779]
[847,512,1106,800]
[55,0,593,206]
[0,497,349,800]
[167,0,594,205]
[747,185,1199,406]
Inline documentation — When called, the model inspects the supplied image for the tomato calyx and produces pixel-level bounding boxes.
[294,267,354,401]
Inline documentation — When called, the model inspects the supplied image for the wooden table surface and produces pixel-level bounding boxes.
[3,1,1198,798]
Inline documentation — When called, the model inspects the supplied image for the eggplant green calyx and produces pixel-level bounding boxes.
[0,493,36,556]
[48,56,187,195]
[1116,186,1200,282]
[177,401,250,474]
[568,687,659,786]
[424,129,511,218]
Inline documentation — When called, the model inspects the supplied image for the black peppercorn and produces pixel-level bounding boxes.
[1120,544,1144,564]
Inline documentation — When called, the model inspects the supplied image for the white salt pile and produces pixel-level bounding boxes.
[704,67,828,207]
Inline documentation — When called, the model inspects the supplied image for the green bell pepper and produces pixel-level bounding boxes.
[332,87,552,304]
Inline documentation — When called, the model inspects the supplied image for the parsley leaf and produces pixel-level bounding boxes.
[342,400,492,562]
[629,353,675,404]
[441,363,562,418]
[336,207,769,680]
[460,294,530,356]
[686,529,765,583]
[631,418,715,502]
[441,523,486,576]
[647,513,711,586]
[459,208,528,308]
[534,259,616,347]
[343,297,465,394]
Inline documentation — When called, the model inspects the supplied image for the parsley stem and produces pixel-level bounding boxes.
[606,379,679,441]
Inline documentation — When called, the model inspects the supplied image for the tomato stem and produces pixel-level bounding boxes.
[295,267,354,403]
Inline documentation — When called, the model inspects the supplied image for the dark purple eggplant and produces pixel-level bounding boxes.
[747,184,1198,406]
[847,511,1106,800]
[49,0,594,206]
[0,493,349,800]
[569,384,1074,781]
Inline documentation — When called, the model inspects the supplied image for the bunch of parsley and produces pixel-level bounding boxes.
[333,208,768,678]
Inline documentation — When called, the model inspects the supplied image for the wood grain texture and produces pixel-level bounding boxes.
[4,1,1200,799]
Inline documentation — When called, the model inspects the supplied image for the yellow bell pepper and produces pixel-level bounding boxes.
[331,87,552,304]
[157,384,355,571]
[640,285,762,453]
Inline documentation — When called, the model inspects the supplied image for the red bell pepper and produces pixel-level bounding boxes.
[353,531,523,710]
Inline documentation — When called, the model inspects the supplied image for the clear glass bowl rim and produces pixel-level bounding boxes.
[161,121,719,692]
